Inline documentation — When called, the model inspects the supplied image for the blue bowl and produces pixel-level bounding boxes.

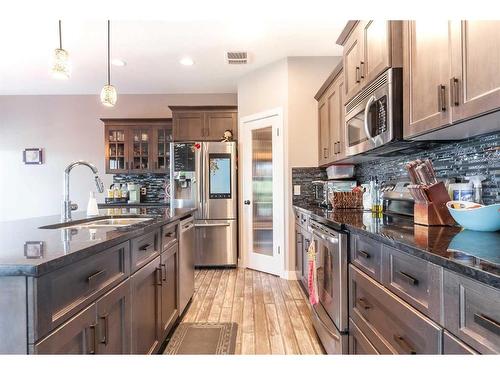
[446,201,500,232]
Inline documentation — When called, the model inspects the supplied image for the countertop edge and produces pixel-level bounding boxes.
[293,204,500,290]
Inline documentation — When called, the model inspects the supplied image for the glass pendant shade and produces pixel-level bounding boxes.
[51,48,70,79]
[100,84,117,107]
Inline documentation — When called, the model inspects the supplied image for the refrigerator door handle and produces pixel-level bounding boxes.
[203,142,210,219]
[197,142,204,218]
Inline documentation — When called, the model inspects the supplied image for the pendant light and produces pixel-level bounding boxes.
[100,20,117,107]
[51,20,70,79]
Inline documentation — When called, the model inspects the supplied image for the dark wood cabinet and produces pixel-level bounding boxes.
[130,256,162,354]
[101,118,172,174]
[95,280,131,354]
[170,106,238,141]
[159,244,179,340]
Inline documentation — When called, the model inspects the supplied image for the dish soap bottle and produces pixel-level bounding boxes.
[87,192,99,217]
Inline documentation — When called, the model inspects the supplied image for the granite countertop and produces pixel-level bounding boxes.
[98,202,170,208]
[294,203,500,289]
[0,207,196,277]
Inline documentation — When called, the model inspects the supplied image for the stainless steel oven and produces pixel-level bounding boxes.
[345,68,403,157]
[309,219,348,354]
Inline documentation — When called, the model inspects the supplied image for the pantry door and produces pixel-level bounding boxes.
[241,108,284,277]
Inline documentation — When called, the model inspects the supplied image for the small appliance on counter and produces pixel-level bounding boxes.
[382,180,414,216]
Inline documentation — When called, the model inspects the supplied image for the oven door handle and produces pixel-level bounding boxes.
[312,306,341,341]
[310,228,338,244]
[363,95,377,144]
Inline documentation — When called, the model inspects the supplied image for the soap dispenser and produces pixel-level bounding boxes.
[87,192,99,217]
[464,175,486,204]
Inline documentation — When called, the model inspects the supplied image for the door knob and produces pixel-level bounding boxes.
[244,200,251,205]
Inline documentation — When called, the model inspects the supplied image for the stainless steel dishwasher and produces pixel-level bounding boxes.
[179,216,195,314]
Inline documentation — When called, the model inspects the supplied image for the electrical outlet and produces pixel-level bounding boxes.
[293,185,301,196]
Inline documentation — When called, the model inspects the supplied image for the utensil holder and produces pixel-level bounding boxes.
[414,182,456,226]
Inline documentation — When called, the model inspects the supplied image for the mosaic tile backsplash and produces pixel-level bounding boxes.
[113,174,169,203]
[354,132,499,205]
[292,131,499,206]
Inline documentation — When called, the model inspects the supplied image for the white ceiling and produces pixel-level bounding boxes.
[0,19,346,95]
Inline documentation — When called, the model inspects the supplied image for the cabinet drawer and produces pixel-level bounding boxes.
[349,318,379,354]
[161,221,178,253]
[443,331,478,354]
[350,234,382,282]
[131,229,160,273]
[381,246,443,323]
[443,270,500,354]
[349,265,442,354]
[33,242,130,342]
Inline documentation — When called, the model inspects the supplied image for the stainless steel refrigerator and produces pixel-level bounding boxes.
[170,141,237,266]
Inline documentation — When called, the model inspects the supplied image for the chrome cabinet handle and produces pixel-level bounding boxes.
[87,270,107,290]
[358,250,371,259]
[139,243,153,251]
[393,334,416,354]
[323,147,328,158]
[161,263,167,282]
[357,297,371,310]
[450,77,460,107]
[397,271,419,286]
[474,313,500,335]
[88,324,98,354]
[437,84,447,112]
[355,66,361,83]
[154,267,162,286]
[99,314,109,345]
[360,61,365,79]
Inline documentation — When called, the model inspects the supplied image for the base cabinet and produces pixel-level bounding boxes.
[131,257,162,354]
[159,244,179,340]
[96,280,131,354]
[34,304,97,354]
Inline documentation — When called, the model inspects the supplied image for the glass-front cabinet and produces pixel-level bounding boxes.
[102,118,172,174]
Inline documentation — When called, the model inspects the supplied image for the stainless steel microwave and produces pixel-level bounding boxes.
[345,68,403,157]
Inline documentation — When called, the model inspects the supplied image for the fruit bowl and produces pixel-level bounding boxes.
[446,201,500,232]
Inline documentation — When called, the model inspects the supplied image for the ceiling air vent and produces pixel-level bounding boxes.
[226,51,248,65]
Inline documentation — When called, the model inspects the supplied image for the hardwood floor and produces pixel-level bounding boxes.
[181,268,325,355]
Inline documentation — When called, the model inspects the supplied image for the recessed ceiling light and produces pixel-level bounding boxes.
[179,57,194,66]
[111,59,126,67]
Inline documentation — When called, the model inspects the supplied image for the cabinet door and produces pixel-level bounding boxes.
[105,126,129,174]
[160,244,179,338]
[343,24,363,102]
[295,225,303,275]
[361,20,390,85]
[95,280,131,354]
[337,78,346,160]
[34,304,97,354]
[130,127,153,173]
[205,112,237,140]
[151,125,172,173]
[327,85,339,163]
[173,112,205,141]
[450,20,500,122]
[403,21,452,138]
[130,256,162,354]
[318,97,330,165]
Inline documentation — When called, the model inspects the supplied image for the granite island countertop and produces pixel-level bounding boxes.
[0,207,196,277]
[294,203,500,289]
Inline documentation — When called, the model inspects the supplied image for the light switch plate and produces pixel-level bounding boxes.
[293,185,301,196]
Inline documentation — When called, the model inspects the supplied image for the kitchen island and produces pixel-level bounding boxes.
[0,207,196,354]
[294,203,500,354]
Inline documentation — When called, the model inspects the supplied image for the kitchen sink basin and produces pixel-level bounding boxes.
[40,216,154,229]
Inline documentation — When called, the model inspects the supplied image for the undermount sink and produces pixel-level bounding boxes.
[40,216,154,230]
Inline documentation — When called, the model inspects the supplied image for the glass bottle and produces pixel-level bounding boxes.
[370,177,383,213]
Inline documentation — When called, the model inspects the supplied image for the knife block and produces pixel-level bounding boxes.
[414,182,456,226]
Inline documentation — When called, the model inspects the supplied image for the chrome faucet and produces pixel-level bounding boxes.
[62,161,104,222]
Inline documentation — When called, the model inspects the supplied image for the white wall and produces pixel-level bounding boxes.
[0,93,237,221]
[237,56,338,276]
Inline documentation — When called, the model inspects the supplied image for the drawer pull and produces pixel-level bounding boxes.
[161,263,167,282]
[164,231,176,239]
[474,313,500,336]
[139,243,153,251]
[358,250,371,259]
[154,267,163,286]
[397,271,419,286]
[100,314,109,345]
[393,334,416,355]
[357,297,371,310]
[87,269,107,289]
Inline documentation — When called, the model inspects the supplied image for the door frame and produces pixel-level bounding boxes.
[239,107,285,277]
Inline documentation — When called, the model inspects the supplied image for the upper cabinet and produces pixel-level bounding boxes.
[315,64,345,167]
[337,21,403,103]
[169,106,238,141]
[403,20,500,138]
[102,118,172,174]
